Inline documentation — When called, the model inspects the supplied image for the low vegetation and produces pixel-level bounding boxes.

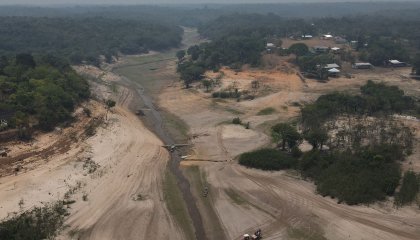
[163,170,195,240]
[0,202,68,240]
[239,81,418,205]
[257,107,276,115]
[395,171,420,207]
[212,90,242,99]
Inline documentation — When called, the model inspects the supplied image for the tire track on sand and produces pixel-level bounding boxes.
[238,168,420,240]
[65,108,184,240]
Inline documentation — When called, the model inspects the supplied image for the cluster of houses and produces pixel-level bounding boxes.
[266,33,409,78]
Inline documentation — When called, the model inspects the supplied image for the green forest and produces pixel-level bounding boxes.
[0,17,183,66]
[0,54,90,135]
[239,82,419,205]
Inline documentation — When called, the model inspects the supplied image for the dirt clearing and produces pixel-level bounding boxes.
[158,59,420,239]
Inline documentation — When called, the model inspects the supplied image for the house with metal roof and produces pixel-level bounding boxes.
[387,59,406,67]
[313,46,329,53]
[324,63,340,69]
[352,62,373,69]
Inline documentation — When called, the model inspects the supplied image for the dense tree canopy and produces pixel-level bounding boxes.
[288,43,310,57]
[306,147,401,204]
[0,17,183,66]
[0,54,90,133]
[239,148,296,171]
[358,38,410,65]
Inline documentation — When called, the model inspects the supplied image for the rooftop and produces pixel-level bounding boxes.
[389,59,403,64]
[324,63,340,69]
[314,46,329,49]
[328,68,340,73]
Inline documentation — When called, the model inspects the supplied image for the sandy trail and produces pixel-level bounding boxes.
[63,107,183,240]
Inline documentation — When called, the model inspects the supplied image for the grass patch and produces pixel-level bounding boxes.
[257,107,276,115]
[224,189,248,206]
[162,111,189,143]
[109,82,119,93]
[287,227,327,240]
[210,99,243,115]
[225,107,244,115]
[163,170,195,240]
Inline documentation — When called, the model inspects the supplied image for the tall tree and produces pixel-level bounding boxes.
[272,123,302,151]
[176,50,186,61]
[288,43,309,58]
[304,128,329,150]
[413,54,420,75]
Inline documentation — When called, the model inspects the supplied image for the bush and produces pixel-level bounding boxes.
[83,107,92,117]
[239,148,296,171]
[212,90,241,99]
[232,117,242,125]
[0,202,67,240]
[257,107,276,115]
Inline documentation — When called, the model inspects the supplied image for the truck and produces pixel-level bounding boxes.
[243,229,262,240]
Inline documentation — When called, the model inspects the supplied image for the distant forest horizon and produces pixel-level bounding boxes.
[0,0,419,4]
[1,1,420,20]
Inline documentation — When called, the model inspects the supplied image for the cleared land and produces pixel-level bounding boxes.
[157,53,420,239]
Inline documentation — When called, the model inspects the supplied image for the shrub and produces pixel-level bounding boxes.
[212,90,241,99]
[83,107,92,117]
[232,117,242,125]
[257,107,276,115]
[239,148,296,170]
[0,202,67,240]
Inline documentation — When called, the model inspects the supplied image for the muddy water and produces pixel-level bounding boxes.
[114,65,207,240]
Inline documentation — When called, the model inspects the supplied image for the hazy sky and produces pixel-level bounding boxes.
[0,0,413,5]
